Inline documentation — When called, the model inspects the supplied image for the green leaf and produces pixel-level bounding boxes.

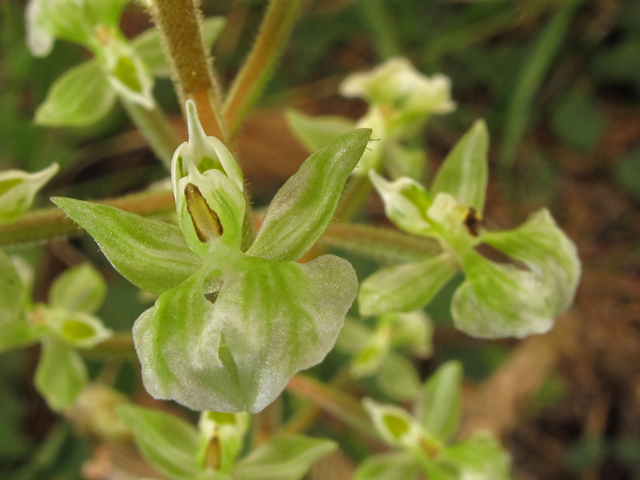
[358,254,458,316]
[286,110,356,154]
[35,337,87,411]
[415,361,463,442]
[46,310,112,349]
[440,433,511,480]
[481,209,581,316]
[431,120,489,214]
[134,252,357,413]
[134,17,227,77]
[0,163,59,224]
[53,198,202,295]
[375,353,420,402]
[232,435,337,480]
[115,404,201,480]
[49,263,106,314]
[247,129,372,262]
[35,61,116,126]
[0,249,26,325]
[352,452,422,480]
[368,171,434,237]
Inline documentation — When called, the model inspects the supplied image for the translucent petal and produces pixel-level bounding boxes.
[0,163,58,224]
[49,263,106,314]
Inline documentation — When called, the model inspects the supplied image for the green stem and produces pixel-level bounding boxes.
[224,0,306,140]
[335,174,374,223]
[0,194,441,262]
[285,374,377,440]
[148,0,227,141]
[120,99,181,169]
[0,191,174,247]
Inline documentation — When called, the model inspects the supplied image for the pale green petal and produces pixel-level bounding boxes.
[481,208,581,316]
[116,404,201,480]
[358,254,458,317]
[35,337,87,411]
[351,107,388,176]
[0,163,58,224]
[368,171,434,236]
[232,435,337,480]
[431,120,489,214]
[286,110,356,154]
[452,249,556,339]
[248,129,371,262]
[26,0,93,48]
[49,263,106,314]
[134,253,357,413]
[351,332,390,377]
[352,452,421,480]
[53,197,201,295]
[414,361,463,442]
[35,61,116,126]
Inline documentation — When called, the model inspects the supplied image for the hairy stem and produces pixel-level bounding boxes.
[224,0,306,140]
[148,0,227,141]
[120,99,181,169]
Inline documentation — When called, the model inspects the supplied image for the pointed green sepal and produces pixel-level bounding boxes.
[431,120,489,214]
[440,433,511,480]
[375,353,421,402]
[247,129,372,262]
[358,254,458,316]
[35,337,87,410]
[415,361,463,442]
[35,61,116,126]
[53,197,202,295]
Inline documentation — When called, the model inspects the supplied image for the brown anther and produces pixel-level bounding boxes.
[184,183,223,242]
[463,207,484,237]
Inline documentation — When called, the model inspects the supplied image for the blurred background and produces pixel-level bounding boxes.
[1,0,640,479]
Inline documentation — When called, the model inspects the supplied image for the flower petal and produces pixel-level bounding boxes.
[134,253,357,413]
[359,253,458,317]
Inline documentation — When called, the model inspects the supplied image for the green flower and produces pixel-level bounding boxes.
[359,120,581,339]
[355,362,511,480]
[287,57,454,180]
[54,101,372,413]
[0,163,58,224]
[0,257,111,411]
